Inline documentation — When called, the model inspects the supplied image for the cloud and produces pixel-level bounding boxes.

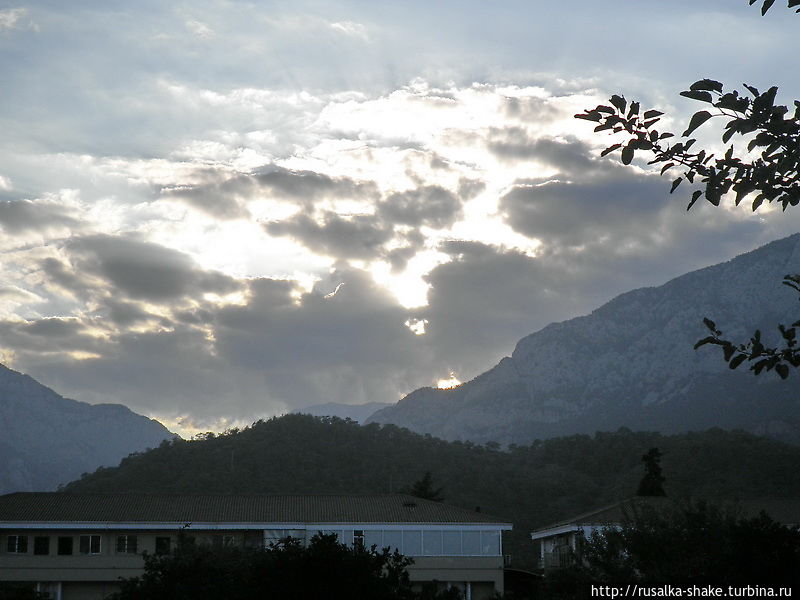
[0,199,82,235]
[378,185,463,228]
[486,129,596,172]
[63,235,242,303]
[265,212,393,260]
[329,21,369,40]
[0,8,31,31]
[159,169,253,220]
[185,20,213,38]
[253,167,380,209]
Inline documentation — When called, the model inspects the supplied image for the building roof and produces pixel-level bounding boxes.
[531,496,800,540]
[0,493,510,526]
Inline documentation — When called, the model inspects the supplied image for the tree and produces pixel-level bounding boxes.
[635,448,666,497]
[109,533,433,600]
[575,0,800,378]
[577,500,800,584]
[0,584,47,600]
[408,471,445,502]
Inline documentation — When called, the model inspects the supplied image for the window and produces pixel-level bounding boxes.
[480,531,500,555]
[382,530,402,553]
[155,537,171,555]
[353,530,364,549]
[442,531,462,555]
[423,530,443,556]
[6,535,27,553]
[79,535,101,555]
[34,536,50,555]
[57,537,73,555]
[462,531,480,555]
[364,530,382,550]
[116,535,138,554]
[402,530,422,556]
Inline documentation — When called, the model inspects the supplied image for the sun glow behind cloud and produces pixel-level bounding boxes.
[436,372,461,389]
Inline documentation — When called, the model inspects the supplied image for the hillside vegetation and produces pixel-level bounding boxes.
[64,414,800,568]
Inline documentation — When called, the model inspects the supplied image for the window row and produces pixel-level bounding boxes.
[263,529,502,556]
[3,535,171,556]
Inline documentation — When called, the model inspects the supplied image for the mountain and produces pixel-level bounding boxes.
[62,414,800,569]
[292,402,393,424]
[0,363,174,494]
[368,234,800,444]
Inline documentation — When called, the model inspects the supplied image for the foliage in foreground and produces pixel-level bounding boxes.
[0,583,46,600]
[539,500,800,599]
[576,0,800,378]
[109,533,462,600]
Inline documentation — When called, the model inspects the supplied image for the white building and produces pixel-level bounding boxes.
[0,492,512,600]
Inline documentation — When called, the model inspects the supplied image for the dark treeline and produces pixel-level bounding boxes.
[64,414,800,568]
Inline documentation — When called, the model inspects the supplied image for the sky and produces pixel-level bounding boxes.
[1,1,799,437]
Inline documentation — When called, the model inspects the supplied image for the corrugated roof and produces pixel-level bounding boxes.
[0,493,510,525]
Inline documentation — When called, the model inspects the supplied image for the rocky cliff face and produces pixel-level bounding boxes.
[368,234,800,444]
[0,364,174,493]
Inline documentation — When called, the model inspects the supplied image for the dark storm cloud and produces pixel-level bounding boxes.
[160,171,252,220]
[212,267,432,406]
[378,185,463,228]
[27,267,437,424]
[502,95,562,123]
[0,199,81,234]
[416,241,605,377]
[500,173,667,246]
[264,212,393,260]
[161,166,381,217]
[40,257,97,300]
[102,299,159,327]
[254,167,380,209]
[65,235,242,302]
[487,129,596,172]
[0,317,100,355]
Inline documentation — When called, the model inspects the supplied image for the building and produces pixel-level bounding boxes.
[530,498,663,570]
[0,492,512,600]
[530,496,800,571]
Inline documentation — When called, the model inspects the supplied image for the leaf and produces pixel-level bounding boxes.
[682,111,713,136]
[688,189,703,210]
[609,95,627,113]
[694,336,717,349]
[753,359,770,375]
[729,354,747,370]
[680,90,714,103]
[690,79,724,93]
[621,144,635,165]
[775,363,789,379]
[670,178,682,194]
[600,143,622,157]
[702,317,717,332]
[643,110,664,119]
[761,0,776,15]
[660,162,675,175]
[723,344,736,361]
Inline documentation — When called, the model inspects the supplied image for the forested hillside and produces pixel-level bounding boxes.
[64,414,800,568]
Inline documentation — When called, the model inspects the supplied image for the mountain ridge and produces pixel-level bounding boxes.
[0,363,174,494]
[367,234,800,444]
